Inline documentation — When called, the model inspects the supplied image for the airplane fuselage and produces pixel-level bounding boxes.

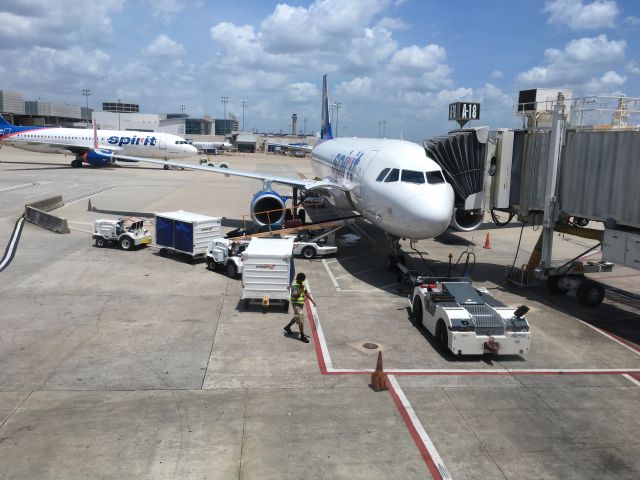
[311,138,454,239]
[1,126,196,159]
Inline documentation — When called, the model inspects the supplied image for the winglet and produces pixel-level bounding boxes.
[92,119,98,149]
[320,74,333,140]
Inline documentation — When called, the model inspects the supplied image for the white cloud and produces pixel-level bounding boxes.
[336,77,374,97]
[624,15,640,26]
[584,70,627,93]
[376,17,408,30]
[144,35,185,57]
[259,0,387,54]
[518,35,626,86]
[347,27,397,70]
[150,0,186,24]
[0,1,123,48]
[490,70,504,79]
[289,82,320,102]
[389,44,447,72]
[627,60,640,75]
[544,0,619,30]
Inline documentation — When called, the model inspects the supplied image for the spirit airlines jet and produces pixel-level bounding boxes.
[191,140,233,152]
[116,76,455,262]
[0,115,196,167]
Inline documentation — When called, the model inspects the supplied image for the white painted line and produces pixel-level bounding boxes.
[0,181,52,193]
[351,223,385,254]
[574,318,640,356]
[388,375,452,480]
[68,227,94,234]
[305,280,334,370]
[321,258,341,291]
[25,191,50,199]
[622,374,640,387]
[334,266,381,280]
[0,217,25,272]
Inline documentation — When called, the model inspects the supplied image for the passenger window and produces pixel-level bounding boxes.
[401,170,425,184]
[426,171,445,184]
[384,168,399,182]
[376,168,390,181]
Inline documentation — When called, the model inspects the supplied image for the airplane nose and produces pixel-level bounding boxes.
[402,186,454,238]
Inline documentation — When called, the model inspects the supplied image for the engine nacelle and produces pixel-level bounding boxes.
[251,191,287,226]
[83,149,114,166]
[450,208,484,232]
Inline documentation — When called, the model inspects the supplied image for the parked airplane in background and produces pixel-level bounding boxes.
[0,115,196,167]
[190,140,233,153]
[267,142,313,155]
[122,75,455,264]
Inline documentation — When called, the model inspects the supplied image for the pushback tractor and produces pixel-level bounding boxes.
[412,277,531,356]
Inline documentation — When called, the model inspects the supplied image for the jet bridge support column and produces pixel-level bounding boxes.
[540,102,565,269]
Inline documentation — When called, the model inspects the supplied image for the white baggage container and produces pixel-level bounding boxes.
[241,237,295,310]
[155,210,221,258]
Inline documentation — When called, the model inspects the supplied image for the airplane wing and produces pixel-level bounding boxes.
[111,154,350,192]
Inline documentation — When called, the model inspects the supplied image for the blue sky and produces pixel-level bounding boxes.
[1,0,638,140]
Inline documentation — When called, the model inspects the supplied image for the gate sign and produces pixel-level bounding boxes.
[448,102,481,128]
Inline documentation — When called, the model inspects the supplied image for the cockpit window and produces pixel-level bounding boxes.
[376,168,390,181]
[384,168,399,182]
[426,171,445,184]
[401,170,425,184]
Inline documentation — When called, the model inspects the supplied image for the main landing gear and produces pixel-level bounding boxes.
[71,157,83,168]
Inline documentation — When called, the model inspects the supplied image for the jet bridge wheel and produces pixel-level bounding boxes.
[576,280,605,307]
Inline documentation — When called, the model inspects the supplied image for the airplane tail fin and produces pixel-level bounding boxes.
[0,114,13,127]
[320,74,333,140]
[92,119,99,149]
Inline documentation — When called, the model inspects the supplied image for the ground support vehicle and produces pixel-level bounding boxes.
[411,277,531,356]
[155,211,221,261]
[198,158,229,168]
[206,237,248,278]
[241,237,295,310]
[287,228,339,259]
[93,219,151,251]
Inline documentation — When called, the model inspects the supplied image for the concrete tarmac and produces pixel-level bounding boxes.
[1,146,639,479]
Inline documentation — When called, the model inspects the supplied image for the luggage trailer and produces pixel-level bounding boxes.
[411,277,531,356]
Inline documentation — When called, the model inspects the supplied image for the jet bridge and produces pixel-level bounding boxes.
[423,127,489,231]
[489,93,640,306]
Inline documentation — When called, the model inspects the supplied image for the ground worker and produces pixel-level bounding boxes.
[284,272,316,343]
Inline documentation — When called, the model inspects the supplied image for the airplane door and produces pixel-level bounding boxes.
[2,128,10,138]
[159,137,166,150]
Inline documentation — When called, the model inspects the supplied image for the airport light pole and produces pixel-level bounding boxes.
[329,103,336,129]
[220,96,229,121]
[81,89,90,127]
[240,99,247,132]
[334,101,342,137]
[378,119,387,138]
[179,104,185,115]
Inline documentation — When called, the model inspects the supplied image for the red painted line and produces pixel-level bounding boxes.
[630,372,640,383]
[585,322,640,354]
[392,370,639,376]
[305,299,327,375]
[387,380,443,480]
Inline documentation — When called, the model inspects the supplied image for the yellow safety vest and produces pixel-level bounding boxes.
[290,281,306,304]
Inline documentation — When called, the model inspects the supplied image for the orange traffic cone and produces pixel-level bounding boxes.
[483,232,491,249]
[370,351,388,391]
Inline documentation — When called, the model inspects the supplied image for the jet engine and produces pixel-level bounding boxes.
[251,191,287,226]
[82,150,114,167]
[449,208,484,232]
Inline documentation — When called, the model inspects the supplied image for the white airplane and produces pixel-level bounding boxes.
[0,115,197,167]
[190,140,233,153]
[104,75,455,263]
